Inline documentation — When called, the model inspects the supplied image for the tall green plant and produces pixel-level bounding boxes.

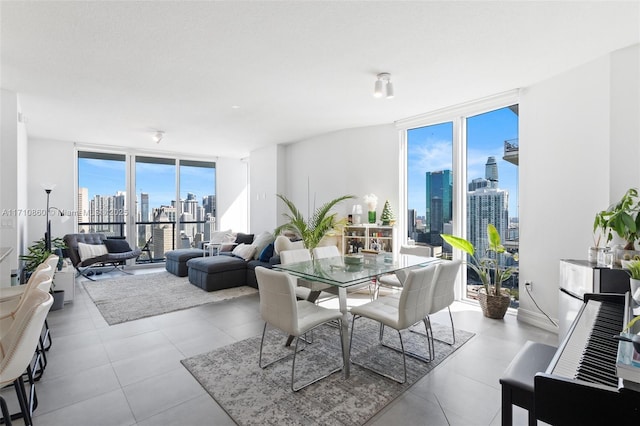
[441,224,518,296]
[19,237,66,273]
[274,194,355,251]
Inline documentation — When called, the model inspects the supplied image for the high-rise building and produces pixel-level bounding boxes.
[203,195,216,216]
[467,187,509,263]
[485,156,499,187]
[78,187,89,224]
[425,170,452,245]
[138,192,150,247]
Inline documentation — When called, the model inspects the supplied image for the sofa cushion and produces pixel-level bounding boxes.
[187,255,247,273]
[232,243,256,261]
[251,231,275,260]
[234,233,254,245]
[77,242,108,261]
[103,239,132,253]
[258,243,274,262]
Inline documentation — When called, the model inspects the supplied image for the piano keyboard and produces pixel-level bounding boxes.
[551,300,624,387]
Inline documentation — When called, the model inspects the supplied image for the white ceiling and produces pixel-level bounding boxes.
[2,1,639,158]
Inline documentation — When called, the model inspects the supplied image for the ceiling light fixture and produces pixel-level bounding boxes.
[373,72,394,99]
[153,131,164,144]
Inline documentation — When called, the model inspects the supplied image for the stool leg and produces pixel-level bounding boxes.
[501,385,513,426]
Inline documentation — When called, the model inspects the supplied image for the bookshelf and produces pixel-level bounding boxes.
[343,224,396,254]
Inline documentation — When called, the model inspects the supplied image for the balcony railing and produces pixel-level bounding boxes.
[78,220,210,263]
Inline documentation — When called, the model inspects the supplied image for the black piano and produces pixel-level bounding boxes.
[535,293,640,425]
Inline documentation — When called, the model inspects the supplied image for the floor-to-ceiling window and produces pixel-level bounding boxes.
[401,92,519,306]
[179,160,216,250]
[77,150,216,264]
[465,106,519,306]
[77,151,127,237]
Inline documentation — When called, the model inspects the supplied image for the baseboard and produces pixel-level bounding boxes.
[517,307,560,334]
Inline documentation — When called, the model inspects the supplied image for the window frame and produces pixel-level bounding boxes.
[396,90,519,300]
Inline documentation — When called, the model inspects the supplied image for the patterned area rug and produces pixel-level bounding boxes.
[82,271,257,325]
[182,317,474,426]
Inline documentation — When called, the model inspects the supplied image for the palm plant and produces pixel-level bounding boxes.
[274,194,355,251]
[441,223,518,297]
[20,237,66,274]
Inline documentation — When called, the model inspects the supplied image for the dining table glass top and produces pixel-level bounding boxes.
[274,253,441,287]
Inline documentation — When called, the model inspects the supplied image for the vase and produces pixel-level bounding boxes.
[368,211,376,224]
[477,288,510,319]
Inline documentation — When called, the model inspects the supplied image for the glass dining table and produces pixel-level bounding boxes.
[274,253,441,378]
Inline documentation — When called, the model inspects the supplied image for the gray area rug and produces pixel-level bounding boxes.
[82,271,257,325]
[182,317,474,426]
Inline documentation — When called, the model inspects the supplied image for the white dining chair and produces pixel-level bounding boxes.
[0,288,53,426]
[375,245,432,298]
[348,263,440,384]
[424,260,461,345]
[255,266,344,391]
[279,248,335,302]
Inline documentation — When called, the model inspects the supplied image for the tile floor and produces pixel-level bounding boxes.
[2,267,558,426]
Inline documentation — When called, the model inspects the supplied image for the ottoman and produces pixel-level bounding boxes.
[165,249,205,277]
[187,256,248,291]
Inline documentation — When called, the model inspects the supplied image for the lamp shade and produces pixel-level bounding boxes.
[385,81,394,99]
[373,79,384,98]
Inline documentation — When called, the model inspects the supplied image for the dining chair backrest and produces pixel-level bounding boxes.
[1,274,52,322]
[430,260,461,314]
[28,262,53,283]
[279,248,311,265]
[312,245,340,259]
[255,266,299,336]
[399,245,432,257]
[44,254,59,278]
[397,263,440,329]
[0,288,53,385]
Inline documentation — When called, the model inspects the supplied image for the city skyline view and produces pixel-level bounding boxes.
[78,157,216,213]
[407,106,519,220]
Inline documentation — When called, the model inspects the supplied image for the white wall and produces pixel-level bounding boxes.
[280,124,399,239]
[26,138,77,245]
[216,157,250,233]
[0,90,28,285]
[249,144,280,234]
[518,44,640,331]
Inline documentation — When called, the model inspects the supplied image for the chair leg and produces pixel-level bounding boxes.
[13,376,32,426]
[0,395,12,426]
[350,316,408,384]
[42,319,52,351]
[291,320,343,391]
[501,385,513,426]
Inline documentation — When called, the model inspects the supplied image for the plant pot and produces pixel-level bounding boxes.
[630,278,640,305]
[50,290,65,311]
[478,288,510,319]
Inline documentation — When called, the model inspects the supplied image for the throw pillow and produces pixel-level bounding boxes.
[209,229,234,244]
[103,239,132,253]
[258,243,274,263]
[232,243,257,261]
[251,231,275,260]
[235,233,254,245]
[77,242,108,261]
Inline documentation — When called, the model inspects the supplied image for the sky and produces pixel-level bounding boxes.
[78,158,215,212]
[407,106,519,218]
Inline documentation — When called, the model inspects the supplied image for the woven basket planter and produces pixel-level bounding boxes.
[478,288,510,319]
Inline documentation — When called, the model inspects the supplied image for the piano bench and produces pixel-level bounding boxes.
[499,341,557,426]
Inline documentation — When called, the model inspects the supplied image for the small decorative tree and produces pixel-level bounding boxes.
[380,200,394,225]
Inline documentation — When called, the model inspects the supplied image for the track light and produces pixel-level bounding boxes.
[373,73,394,99]
[153,131,164,144]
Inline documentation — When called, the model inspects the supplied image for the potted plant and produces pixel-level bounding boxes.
[441,224,518,319]
[594,188,640,265]
[274,194,355,252]
[20,237,67,310]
